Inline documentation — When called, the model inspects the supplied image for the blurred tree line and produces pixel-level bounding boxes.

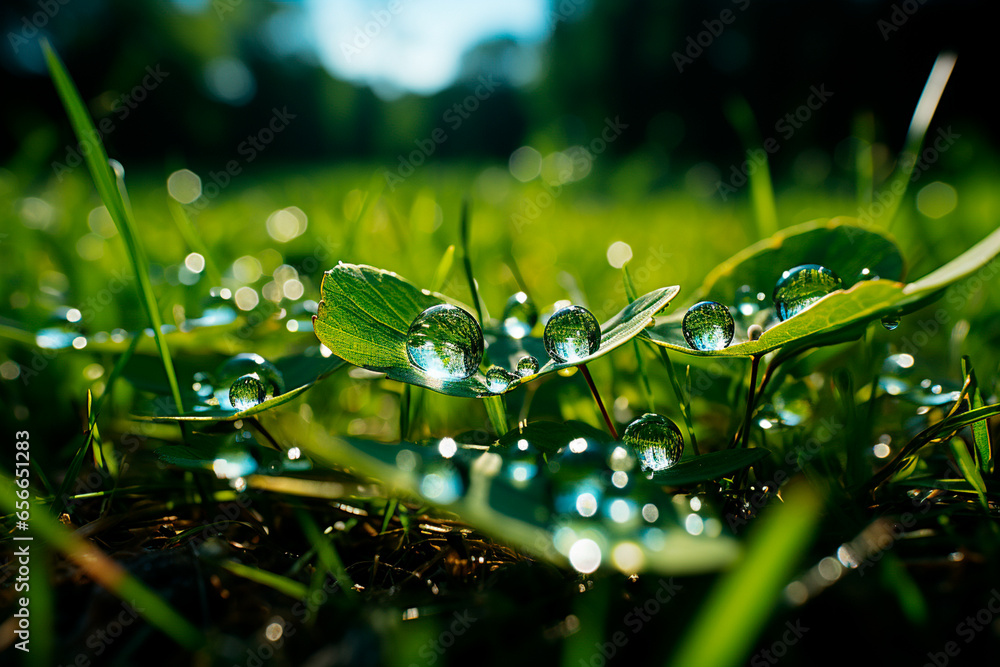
[1,0,994,184]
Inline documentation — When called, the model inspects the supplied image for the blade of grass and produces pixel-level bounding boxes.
[853,111,875,207]
[0,470,204,650]
[42,41,184,414]
[668,481,822,667]
[217,559,308,600]
[622,263,654,410]
[961,356,993,476]
[168,199,223,287]
[483,394,509,437]
[459,198,488,324]
[883,52,957,227]
[725,96,778,238]
[949,437,990,511]
[296,508,357,599]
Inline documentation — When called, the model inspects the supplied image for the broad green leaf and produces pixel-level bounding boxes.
[314,262,679,397]
[650,448,770,486]
[644,224,1000,359]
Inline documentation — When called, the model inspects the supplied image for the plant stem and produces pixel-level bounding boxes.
[739,354,762,449]
[580,364,619,440]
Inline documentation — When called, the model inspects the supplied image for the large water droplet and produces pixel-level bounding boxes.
[623,413,684,472]
[516,355,539,377]
[772,264,843,321]
[682,301,735,351]
[405,304,484,380]
[543,305,601,363]
[229,374,266,410]
[735,285,766,317]
[501,291,538,339]
[485,366,515,393]
[215,353,285,409]
[881,315,900,331]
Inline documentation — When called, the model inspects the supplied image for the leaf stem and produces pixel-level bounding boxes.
[738,354,762,449]
[580,364,619,440]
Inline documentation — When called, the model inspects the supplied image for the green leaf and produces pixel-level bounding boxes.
[644,223,1000,359]
[314,262,679,397]
[961,356,993,476]
[650,448,770,486]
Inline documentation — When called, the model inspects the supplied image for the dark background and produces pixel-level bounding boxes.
[2,0,995,182]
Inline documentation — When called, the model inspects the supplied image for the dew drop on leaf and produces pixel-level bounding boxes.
[405,304,484,380]
[881,315,900,331]
[772,264,843,321]
[501,291,538,339]
[516,355,539,377]
[214,353,285,409]
[623,413,684,472]
[543,305,601,363]
[682,300,735,351]
[229,374,266,410]
[485,366,515,393]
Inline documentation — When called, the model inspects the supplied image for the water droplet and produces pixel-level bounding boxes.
[485,366,515,393]
[516,355,539,377]
[772,264,843,321]
[623,413,684,472]
[682,300,734,351]
[501,291,538,339]
[214,353,285,409]
[856,267,880,282]
[881,315,900,331]
[229,374,266,410]
[405,304,484,380]
[747,324,763,341]
[543,305,601,363]
[735,285,766,317]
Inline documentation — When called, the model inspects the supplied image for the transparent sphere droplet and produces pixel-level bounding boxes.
[501,291,538,339]
[405,304,484,380]
[485,366,515,393]
[516,355,539,377]
[856,267,880,282]
[543,305,601,363]
[682,300,735,351]
[735,285,766,317]
[215,353,285,404]
[748,324,764,341]
[229,374,266,410]
[772,264,843,321]
[881,315,900,331]
[623,413,684,472]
